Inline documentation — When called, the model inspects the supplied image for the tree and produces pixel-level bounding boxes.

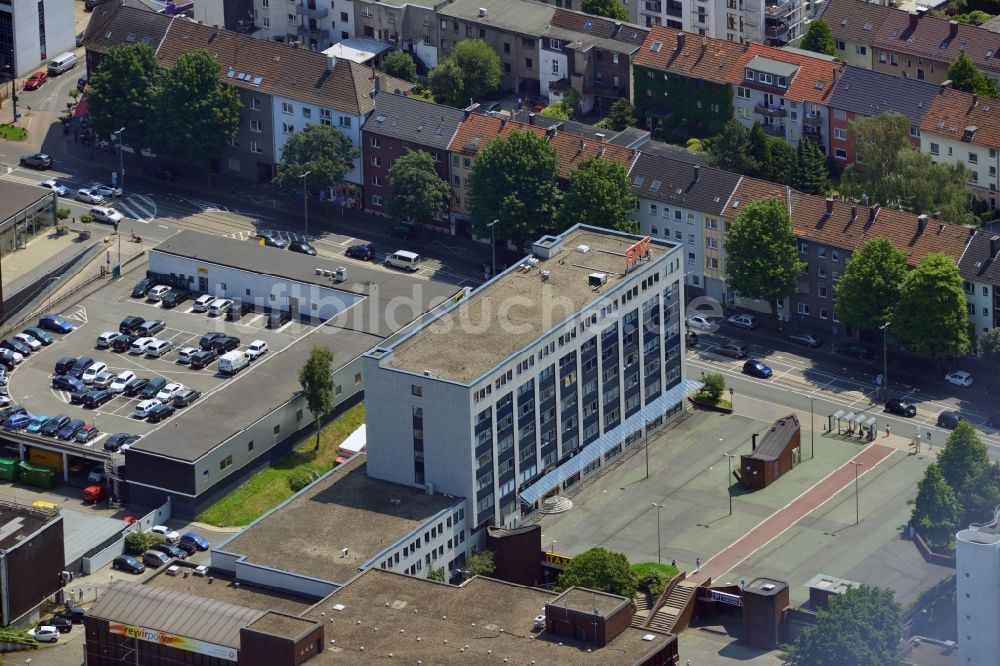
[892,253,970,358]
[429,57,465,107]
[382,50,417,82]
[606,98,636,131]
[947,49,1000,99]
[911,464,961,551]
[981,328,1000,380]
[582,0,628,20]
[841,113,910,200]
[800,19,837,57]
[748,122,773,180]
[154,50,241,169]
[468,129,559,251]
[273,124,360,194]
[452,39,502,102]
[701,373,726,402]
[298,346,335,451]
[686,137,706,152]
[709,119,756,175]
[960,462,1000,527]
[833,238,908,332]
[387,150,450,224]
[555,547,637,598]
[780,585,902,666]
[427,566,446,582]
[792,138,829,195]
[540,103,571,120]
[724,197,806,316]
[86,43,160,156]
[890,150,977,226]
[462,550,496,579]
[124,530,151,555]
[556,157,636,232]
[937,421,990,494]
[769,140,796,185]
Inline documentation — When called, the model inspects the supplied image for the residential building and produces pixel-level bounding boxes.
[826,65,939,166]
[957,509,1000,666]
[0,500,64,626]
[872,7,1000,84]
[629,153,741,299]
[634,0,815,46]
[360,92,466,233]
[732,43,838,153]
[192,0,257,34]
[0,0,74,77]
[920,86,1000,209]
[437,0,555,98]
[818,0,892,69]
[363,225,695,529]
[958,232,1000,336]
[539,8,648,114]
[80,0,173,75]
[631,28,745,141]
[250,0,353,47]
[353,0,437,67]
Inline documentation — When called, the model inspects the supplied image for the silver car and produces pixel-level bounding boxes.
[726,314,758,330]
[76,188,105,204]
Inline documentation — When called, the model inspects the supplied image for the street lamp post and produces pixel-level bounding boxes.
[810,395,815,460]
[850,461,865,525]
[300,170,311,236]
[643,419,650,480]
[651,503,663,564]
[722,453,736,516]
[880,321,890,400]
[3,64,18,124]
[487,218,499,277]
[112,127,125,279]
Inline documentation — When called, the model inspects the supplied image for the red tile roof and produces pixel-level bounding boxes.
[873,7,1000,76]
[920,86,1000,150]
[633,26,746,84]
[738,43,841,105]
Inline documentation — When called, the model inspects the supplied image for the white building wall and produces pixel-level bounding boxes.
[634,196,705,290]
[965,281,992,336]
[539,48,568,105]
[8,0,75,77]
[192,0,227,29]
[957,521,1000,666]
[271,95,363,185]
[922,132,998,205]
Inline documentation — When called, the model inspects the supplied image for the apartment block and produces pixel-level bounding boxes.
[818,0,891,69]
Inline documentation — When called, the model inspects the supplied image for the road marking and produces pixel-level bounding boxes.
[65,307,88,324]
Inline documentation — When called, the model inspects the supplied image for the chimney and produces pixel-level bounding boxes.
[851,205,858,221]
[528,112,536,126]
[970,226,977,238]
[908,10,920,31]
[825,197,834,215]
[868,204,880,225]
[578,138,586,152]
[949,20,959,39]
[326,56,337,72]
[613,22,623,36]
[676,32,686,50]
[546,127,557,139]
[373,72,382,97]
[932,211,941,220]
[832,67,838,88]
[991,235,1000,258]
[973,94,979,108]
[463,102,480,119]
[500,117,507,130]
[752,433,758,451]
[917,214,928,234]
[595,132,606,142]
[213,24,219,37]
[694,165,701,182]
[598,145,606,156]
[939,79,952,93]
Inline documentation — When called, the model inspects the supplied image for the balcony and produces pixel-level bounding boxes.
[755,103,787,118]
[802,114,823,127]
[803,124,822,139]
[297,25,330,40]
[761,124,785,137]
[765,21,790,38]
[765,0,793,17]
[296,2,329,18]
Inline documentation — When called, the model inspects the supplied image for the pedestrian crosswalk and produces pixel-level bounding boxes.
[114,194,156,223]
[186,198,241,214]
[225,229,312,243]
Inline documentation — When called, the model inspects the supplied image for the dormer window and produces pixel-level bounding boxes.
[550,39,562,50]
[777,75,787,87]
[760,73,773,85]
[745,69,755,81]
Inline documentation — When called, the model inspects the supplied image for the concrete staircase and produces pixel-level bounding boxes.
[631,589,654,628]
[646,581,698,634]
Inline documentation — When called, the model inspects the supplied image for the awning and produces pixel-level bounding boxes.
[519,378,703,506]
[73,94,88,119]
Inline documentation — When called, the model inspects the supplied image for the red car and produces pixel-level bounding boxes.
[23,71,47,90]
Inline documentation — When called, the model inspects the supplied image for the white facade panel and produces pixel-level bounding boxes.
[271,95,363,185]
[7,0,75,77]
[957,520,1000,666]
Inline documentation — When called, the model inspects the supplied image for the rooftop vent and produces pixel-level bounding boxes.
[762,583,776,591]
[478,7,488,17]
[588,273,608,288]
[577,244,590,253]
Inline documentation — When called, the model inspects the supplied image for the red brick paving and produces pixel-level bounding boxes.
[690,443,895,584]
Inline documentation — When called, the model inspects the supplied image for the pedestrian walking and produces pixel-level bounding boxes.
[670,559,676,568]
[885,424,891,438]
[695,557,701,573]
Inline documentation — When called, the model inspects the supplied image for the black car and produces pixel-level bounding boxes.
[131,277,155,298]
[835,342,877,361]
[52,375,85,393]
[199,332,225,351]
[173,388,202,407]
[83,390,113,408]
[119,316,145,335]
[48,615,73,634]
[1,339,31,356]
[288,241,317,256]
[0,350,17,370]
[345,243,375,261]
[885,398,917,417]
[161,290,189,309]
[63,606,85,624]
[69,356,94,378]
[123,377,150,397]
[140,378,166,400]
[138,319,166,336]
[70,388,94,405]
[40,414,70,437]
[189,349,217,370]
[111,334,136,352]
[936,411,965,429]
[76,74,88,92]
[717,342,748,359]
[112,555,145,574]
[152,542,188,560]
[104,432,134,452]
[225,300,254,322]
[20,153,53,169]
[210,336,240,354]
[389,223,416,239]
[256,231,289,248]
[57,419,86,440]
[146,403,175,423]
[0,407,25,424]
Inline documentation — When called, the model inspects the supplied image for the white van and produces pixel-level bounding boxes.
[219,350,249,376]
[48,52,78,75]
[145,339,173,358]
[385,250,422,272]
[208,298,233,317]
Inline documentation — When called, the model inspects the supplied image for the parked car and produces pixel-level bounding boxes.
[119,316,145,335]
[945,370,974,387]
[95,331,119,349]
[686,315,714,331]
[210,336,240,354]
[39,314,74,333]
[155,383,185,402]
[52,375,84,393]
[150,525,180,543]
[89,206,123,224]
[726,314,758,330]
[138,319,166,335]
[172,388,201,407]
[255,231,289,248]
[193,294,215,312]
[75,188,104,204]
[29,626,59,643]
[112,555,145,574]
[104,432,136,452]
[129,337,155,355]
[139,378,166,399]
[90,183,122,198]
[161,290,189,309]
[0,350,19,369]
[87,466,104,484]
[62,606,85,624]
[177,347,199,364]
[152,542,188,560]
[199,332,224,350]
[48,615,74,633]
[111,334,136,352]
[57,419,85,440]
[288,241,317,256]
[54,356,76,375]
[109,371,136,393]
[23,70,48,89]
[246,340,268,360]
[81,361,109,384]
[742,359,773,378]
[1,339,32,357]
[76,424,100,443]
[70,388,94,405]
[389,223,416,239]
[936,411,965,429]
[142,550,171,568]
[133,399,162,418]
[36,178,67,197]
[25,415,50,433]
[131,277,156,298]
[189,349,217,370]
[146,286,170,302]
[13,333,41,351]
[179,532,210,553]
[91,371,115,390]
[208,298,233,317]
[3,412,33,430]
[123,377,150,397]
[717,342,748,359]
[22,327,53,345]
[345,243,374,261]
[788,331,823,348]
[884,398,917,417]
[40,414,70,437]
[20,153,53,169]
[82,390,113,409]
[146,403,175,423]
[76,74,88,91]
[69,356,94,378]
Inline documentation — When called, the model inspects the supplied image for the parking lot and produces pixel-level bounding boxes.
[3,275,318,453]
